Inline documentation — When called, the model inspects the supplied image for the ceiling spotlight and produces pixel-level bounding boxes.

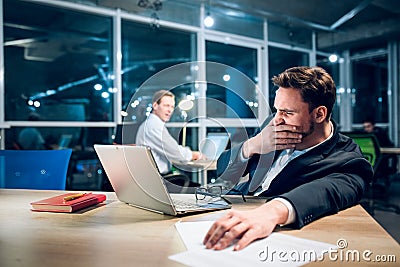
[153,0,162,11]
[204,13,214,28]
[137,0,162,11]
[329,54,338,63]
[137,0,150,8]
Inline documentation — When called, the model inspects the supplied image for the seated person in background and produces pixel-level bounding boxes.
[363,117,397,181]
[18,112,46,150]
[135,90,204,185]
[203,66,373,251]
[363,117,394,147]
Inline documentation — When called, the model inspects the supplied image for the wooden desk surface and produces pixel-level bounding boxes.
[0,189,399,267]
[381,147,400,155]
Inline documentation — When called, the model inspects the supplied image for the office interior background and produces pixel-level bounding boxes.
[0,0,400,189]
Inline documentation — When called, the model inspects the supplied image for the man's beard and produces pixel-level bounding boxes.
[300,119,315,138]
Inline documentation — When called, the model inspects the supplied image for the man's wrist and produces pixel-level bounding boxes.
[257,199,289,226]
[273,198,296,225]
[242,139,252,158]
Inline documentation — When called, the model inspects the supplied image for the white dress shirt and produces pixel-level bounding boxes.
[135,113,193,174]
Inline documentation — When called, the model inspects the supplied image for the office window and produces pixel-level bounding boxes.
[317,55,340,123]
[73,0,200,27]
[352,53,388,123]
[268,22,312,49]
[5,126,112,150]
[121,20,196,125]
[206,41,258,119]
[209,7,264,39]
[268,46,309,109]
[3,0,113,122]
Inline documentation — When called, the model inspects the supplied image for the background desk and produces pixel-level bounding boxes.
[1,189,399,267]
[381,147,400,155]
[381,147,400,178]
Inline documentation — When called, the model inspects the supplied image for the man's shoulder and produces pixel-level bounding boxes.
[330,133,363,155]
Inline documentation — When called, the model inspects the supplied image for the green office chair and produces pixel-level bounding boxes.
[342,133,400,214]
[342,133,381,171]
[0,149,72,190]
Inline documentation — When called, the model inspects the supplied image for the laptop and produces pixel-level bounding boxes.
[199,132,230,161]
[93,144,231,215]
[171,133,229,170]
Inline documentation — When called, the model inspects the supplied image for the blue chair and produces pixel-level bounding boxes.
[0,149,72,190]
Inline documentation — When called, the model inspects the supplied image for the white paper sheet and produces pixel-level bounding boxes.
[169,221,336,267]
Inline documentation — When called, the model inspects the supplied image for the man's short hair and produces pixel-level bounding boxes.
[363,116,376,125]
[272,66,336,120]
[152,90,175,104]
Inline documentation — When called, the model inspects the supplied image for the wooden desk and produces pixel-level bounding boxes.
[381,147,400,155]
[1,189,399,267]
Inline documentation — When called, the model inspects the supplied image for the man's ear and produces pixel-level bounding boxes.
[314,106,328,123]
[152,102,158,110]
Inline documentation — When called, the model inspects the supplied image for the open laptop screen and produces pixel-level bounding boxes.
[199,133,230,161]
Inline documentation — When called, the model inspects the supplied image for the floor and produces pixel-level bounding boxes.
[360,175,400,244]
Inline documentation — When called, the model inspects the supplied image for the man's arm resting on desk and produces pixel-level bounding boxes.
[203,199,289,251]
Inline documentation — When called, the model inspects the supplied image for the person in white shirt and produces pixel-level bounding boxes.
[136,90,203,175]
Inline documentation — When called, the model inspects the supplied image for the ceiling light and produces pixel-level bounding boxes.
[223,74,230,81]
[329,54,338,63]
[204,13,214,28]
[178,99,194,111]
[94,84,103,91]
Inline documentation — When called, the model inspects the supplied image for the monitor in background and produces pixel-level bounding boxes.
[200,133,230,161]
[58,134,73,150]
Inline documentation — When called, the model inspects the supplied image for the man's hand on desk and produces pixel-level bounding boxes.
[192,151,207,160]
[203,199,289,251]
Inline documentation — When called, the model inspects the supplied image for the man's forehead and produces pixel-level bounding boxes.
[159,95,174,102]
[274,88,307,109]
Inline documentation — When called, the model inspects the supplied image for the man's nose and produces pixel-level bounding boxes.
[273,114,285,125]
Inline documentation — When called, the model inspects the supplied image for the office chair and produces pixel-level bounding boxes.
[342,133,400,214]
[0,149,72,190]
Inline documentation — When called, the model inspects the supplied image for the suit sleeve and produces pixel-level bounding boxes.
[216,143,250,185]
[277,156,371,228]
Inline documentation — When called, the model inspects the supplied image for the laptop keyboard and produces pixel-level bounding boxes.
[172,198,202,210]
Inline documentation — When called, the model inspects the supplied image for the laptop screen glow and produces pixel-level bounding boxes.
[199,133,229,161]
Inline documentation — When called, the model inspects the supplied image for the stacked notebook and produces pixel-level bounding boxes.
[31,192,106,213]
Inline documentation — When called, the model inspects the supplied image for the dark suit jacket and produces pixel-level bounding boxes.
[217,116,373,228]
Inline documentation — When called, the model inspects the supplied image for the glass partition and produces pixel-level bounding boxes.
[3,0,113,122]
[205,40,258,119]
[317,54,341,123]
[268,22,312,49]
[209,7,264,39]
[352,53,388,124]
[268,46,309,108]
[121,20,196,124]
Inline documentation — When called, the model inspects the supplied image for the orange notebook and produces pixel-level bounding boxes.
[31,192,106,213]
